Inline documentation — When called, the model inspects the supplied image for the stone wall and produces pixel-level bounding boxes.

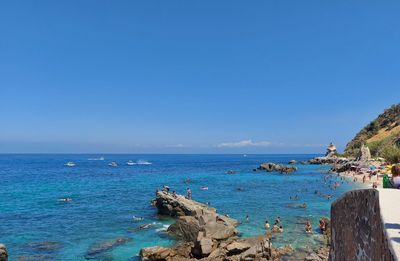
[329,189,394,261]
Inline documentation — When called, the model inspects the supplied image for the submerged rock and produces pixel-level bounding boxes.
[85,237,130,259]
[128,223,155,233]
[25,241,60,252]
[286,203,307,209]
[16,254,53,261]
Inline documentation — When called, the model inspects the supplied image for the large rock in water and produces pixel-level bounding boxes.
[167,216,201,242]
[141,191,278,260]
[155,191,239,241]
[0,244,7,261]
[256,162,297,173]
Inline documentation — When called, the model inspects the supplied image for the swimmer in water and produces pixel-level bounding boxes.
[133,216,144,221]
[279,226,284,233]
[305,221,312,233]
[265,220,270,230]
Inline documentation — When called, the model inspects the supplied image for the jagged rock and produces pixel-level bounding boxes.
[256,163,297,174]
[168,216,200,242]
[140,243,193,261]
[155,191,238,242]
[226,241,251,255]
[356,144,371,162]
[207,248,226,260]
[304,253,322,261]
[193,231,214,257]
[240,246,257,260]
[142,192,275,261]
[288,160,297,164]
[0,244,7,261]
[140,246,172,260]
[325,143,337,158]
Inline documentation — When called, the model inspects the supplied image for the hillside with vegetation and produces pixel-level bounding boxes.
[345,103,400,163]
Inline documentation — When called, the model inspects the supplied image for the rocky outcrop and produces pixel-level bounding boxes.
[329,189,394,261]
[155,191,239,241]
[356,144,371,162]
[306,156,350,165]
[141,191,279,260]
[256,162,297,174]
[0,244,7,261]
[140,235,275,261]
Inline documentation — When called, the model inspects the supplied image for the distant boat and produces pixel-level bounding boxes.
[126,160,135,166]
[64,162,76,167]
[108,162,118,167]
[243,154,247,157]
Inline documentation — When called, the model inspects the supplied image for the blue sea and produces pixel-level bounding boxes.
[0,154,362,260]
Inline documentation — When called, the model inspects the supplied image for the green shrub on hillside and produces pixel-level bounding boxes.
[366,134,397,157]
[381,146,400,164]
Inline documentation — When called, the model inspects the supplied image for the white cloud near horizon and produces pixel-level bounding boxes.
[216,139,273,148]
[216,140,327,149]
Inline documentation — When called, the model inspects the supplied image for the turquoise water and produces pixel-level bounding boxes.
[0,154,362,260]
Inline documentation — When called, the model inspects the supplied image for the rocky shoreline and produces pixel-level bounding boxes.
[140,191,329,261]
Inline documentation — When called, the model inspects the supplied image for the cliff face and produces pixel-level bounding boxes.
[329,189,394,261]
[345,104,400,163]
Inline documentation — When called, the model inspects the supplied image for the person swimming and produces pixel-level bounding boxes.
[305,221,312,233]
[265,220,270,230]
[279,226,284,233]
[132,215,144,221]
[272,224,280,233]
[245,214,249,222]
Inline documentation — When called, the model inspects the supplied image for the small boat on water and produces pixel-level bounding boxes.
[64,162,76,167]
[126,160,135,166]
[108,162,118,167]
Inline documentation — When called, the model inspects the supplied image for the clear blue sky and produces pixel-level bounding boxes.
[1,1,399,153]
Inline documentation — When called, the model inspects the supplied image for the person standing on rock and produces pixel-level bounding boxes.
[186,188,192,199]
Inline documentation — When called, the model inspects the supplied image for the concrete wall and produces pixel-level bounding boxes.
[329,189,394,261]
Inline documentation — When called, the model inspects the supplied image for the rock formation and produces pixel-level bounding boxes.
[0,244,7,261]
[255,162,297,174]
[325,143,337,157]
[356,144,371,162]
[141,191,286,260]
